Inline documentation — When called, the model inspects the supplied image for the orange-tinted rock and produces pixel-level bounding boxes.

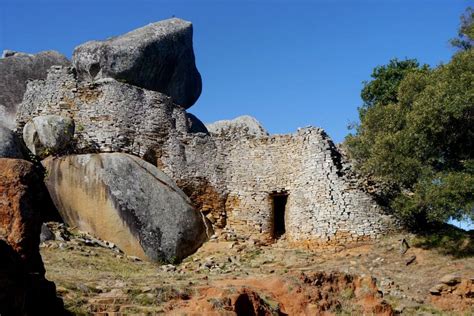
[430,276,474,312]
[0,158,44,272]
[42,153,209,263]
[0,158,66,315]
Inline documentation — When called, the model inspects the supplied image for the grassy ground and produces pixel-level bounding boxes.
[41,229,473,315]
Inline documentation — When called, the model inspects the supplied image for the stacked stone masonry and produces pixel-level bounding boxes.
[213,129,396,244]
[17,67,183,156]
[16,66,397,248]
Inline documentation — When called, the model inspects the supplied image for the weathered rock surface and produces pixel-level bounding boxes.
[72,18,201,108]
[23,115,75,158]
[16,66,185,157]
[0,158,65,315]
[186,113,209,134]
[429,275,474,311]
[40,223,55,243]
[16,65,397,246]
[0,50,69,128]
[0,159,45,272]
[0,123,24,158]
[206,115,269,138]
[42,153,209,263]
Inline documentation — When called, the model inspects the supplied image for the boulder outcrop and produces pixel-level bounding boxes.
[42,153,209,263]
[0,158,65,315]
[72,18,201,108]
[0,159,45,272]
[0,50,69,129]
[23,115,75,158]
[0,123,25,158]
[186,113,209,134]
[206,115,269,138]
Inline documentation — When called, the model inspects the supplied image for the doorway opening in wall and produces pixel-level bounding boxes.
[271,191,288,239]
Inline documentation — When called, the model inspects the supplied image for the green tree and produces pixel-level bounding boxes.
[451,7,474,51]
[346,59,429,183]
[345,8,474,228]
[359,59,427,119]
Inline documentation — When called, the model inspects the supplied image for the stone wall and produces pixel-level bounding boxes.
[16,66,184,156]
[213,127,397,245]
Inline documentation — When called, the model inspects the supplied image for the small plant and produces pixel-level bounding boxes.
[40,147,53,157]
[340,288,354,300]
[207,297,231,310]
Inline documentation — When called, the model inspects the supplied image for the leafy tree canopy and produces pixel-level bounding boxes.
[451,7,474,51]
[346,8,474,228]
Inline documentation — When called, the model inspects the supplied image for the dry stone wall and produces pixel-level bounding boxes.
[16,66,186,156]
[213,127,397,245]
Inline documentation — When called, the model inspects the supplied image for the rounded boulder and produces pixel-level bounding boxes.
[72,18,202,108]
[23,115,74,158]
[0,124,24,159]
[42,153,209,263]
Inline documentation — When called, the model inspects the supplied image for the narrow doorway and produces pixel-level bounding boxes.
[271,192,288,239]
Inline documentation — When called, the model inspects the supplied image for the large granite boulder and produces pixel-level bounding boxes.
[23,115,75,158]
[42,153,209,263]
[0,124,24,159]
[186,113,209,134]
[0,158,65,315]
[0,159,45,272]
[72,18,202,108]
[0,50,70,129]
[206,115,269,138]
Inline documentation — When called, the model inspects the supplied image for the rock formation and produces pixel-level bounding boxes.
[206,115,269,138]
[23,115,75,158]
[0,123,25,158]
[0,158,65,315]
[0,159,45,272]
[42,153,209,263]
[16,65,229,230]
[72,18,202,108]
[429,274,474,310]
[0,50,69,129]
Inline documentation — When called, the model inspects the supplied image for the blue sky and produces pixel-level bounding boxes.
[1,0,470,143]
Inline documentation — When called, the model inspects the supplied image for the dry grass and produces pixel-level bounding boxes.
[41,231,474,315]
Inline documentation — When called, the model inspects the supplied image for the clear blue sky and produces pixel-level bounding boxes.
[0,0,470,143]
